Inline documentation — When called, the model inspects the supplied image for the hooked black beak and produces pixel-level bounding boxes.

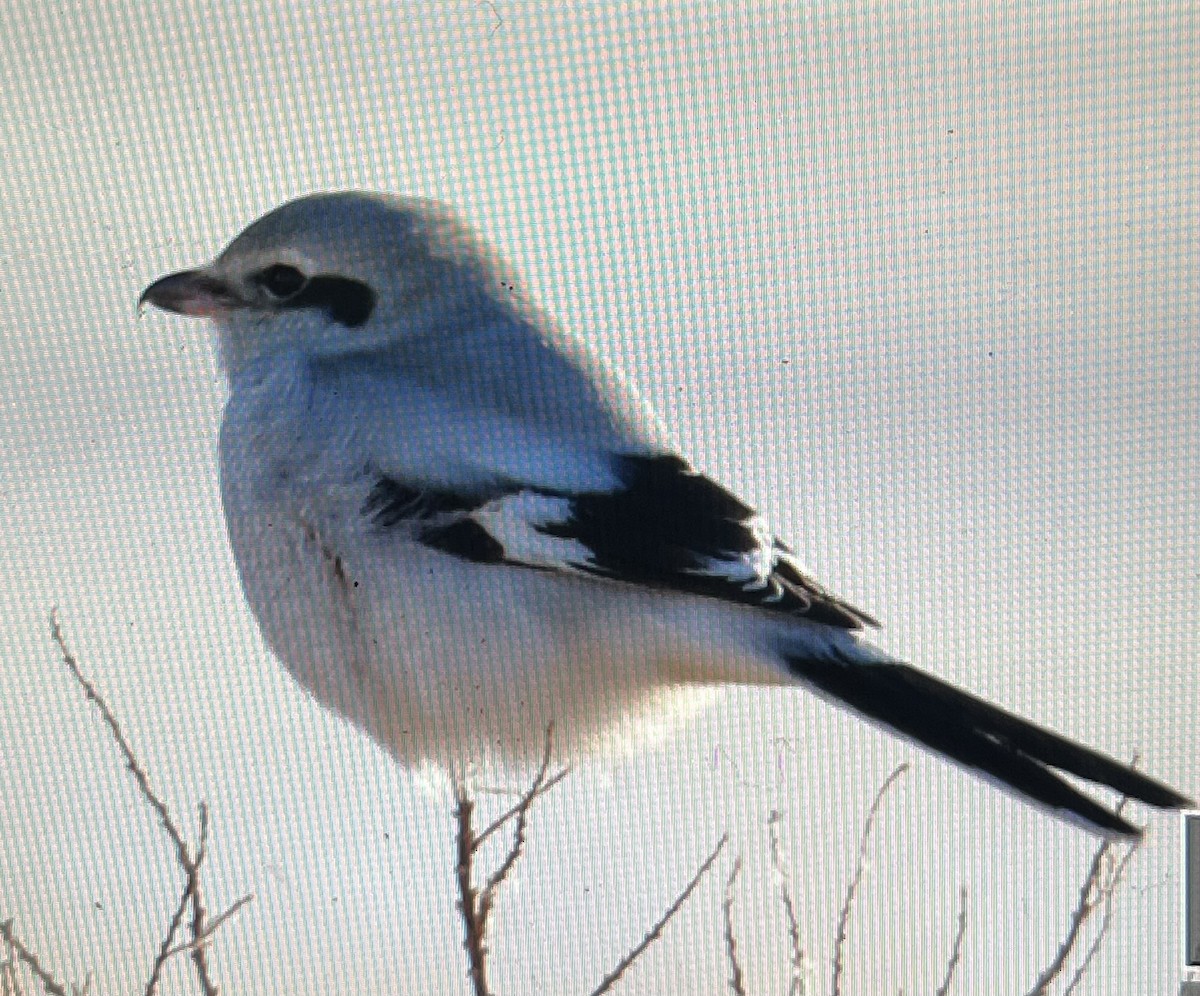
[138,269,245,318]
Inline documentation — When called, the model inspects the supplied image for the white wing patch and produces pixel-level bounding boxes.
[693,519,778,589]
[472,491,594,570]
[473,489,806,610]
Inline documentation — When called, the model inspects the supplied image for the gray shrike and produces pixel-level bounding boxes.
[141,191,1190,837]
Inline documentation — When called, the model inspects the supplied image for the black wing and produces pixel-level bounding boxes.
[535,455,876,628]
[367,454,877,630]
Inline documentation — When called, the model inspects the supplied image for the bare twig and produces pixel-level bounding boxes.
[0,921,67,996]
[50,614,190,875]
[831,763,910,996]
[161,894,255,960]
[1026,803,1141,996]
[1024,841,1115,995]
[1024,769,1142,996]
[454,785,491,996]
[147,870,197,991]
[474,766,569,850]
[181,812,219,996]
[722,857,747,996]
[453,725,568,996]
[145,805,213,993]
[934,886,969,996]
[48,612,249,996]
[589,833,729,996]
[0,948,21,996]
[1061,843,1138,995]
[767,810,806,996]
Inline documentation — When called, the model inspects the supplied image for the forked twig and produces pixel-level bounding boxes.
[1025,785,1140,996]
[161,895,256,960]
[1061,842,1138,995]
[454,787,490,996]
[145,805,211,992]
[48,612,251,996]
[474,766,570,851]
[453,725,569,996]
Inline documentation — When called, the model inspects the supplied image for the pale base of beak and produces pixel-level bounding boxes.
[139,269,244,319]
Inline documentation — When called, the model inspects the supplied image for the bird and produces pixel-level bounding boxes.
[140,190,1190,838]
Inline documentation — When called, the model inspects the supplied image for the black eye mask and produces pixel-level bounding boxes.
[284,276,377,328]
[252,264,377,328]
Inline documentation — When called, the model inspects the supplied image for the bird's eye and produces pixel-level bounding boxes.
[255,264,308,300]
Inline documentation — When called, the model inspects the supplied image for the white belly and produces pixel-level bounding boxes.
[221,501,752,778]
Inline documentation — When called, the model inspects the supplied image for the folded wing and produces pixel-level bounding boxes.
[364,452,877,630]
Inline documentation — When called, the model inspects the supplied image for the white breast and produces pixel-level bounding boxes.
[222,486,736,779]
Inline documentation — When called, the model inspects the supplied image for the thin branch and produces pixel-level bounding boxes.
[474,766,569,851]
[50,613,191,871]
[146,805,218,994]
[1023,841,1114,995]
[768,810,806,996]
[0,951,21,996]
[722,857,746,996]
[453,725,567,996]
[589,833,729,996]
[0,922,67,996]
[454,783,491,996]
[183,809,217,996]
[49,613,242,996]
[1025,787,1140,996]
[474,724,568,852]
[831,762,910,996]
[161,895,255,959]
[146,872,195,992]
[934,886,969,996]
[1061,841,1138,996]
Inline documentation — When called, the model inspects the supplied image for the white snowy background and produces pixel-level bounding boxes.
[0,3,1196,994]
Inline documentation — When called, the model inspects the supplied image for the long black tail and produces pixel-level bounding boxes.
[788,650,1191,837]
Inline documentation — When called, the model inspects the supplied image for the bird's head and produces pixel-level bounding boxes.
[140,191,516,378]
